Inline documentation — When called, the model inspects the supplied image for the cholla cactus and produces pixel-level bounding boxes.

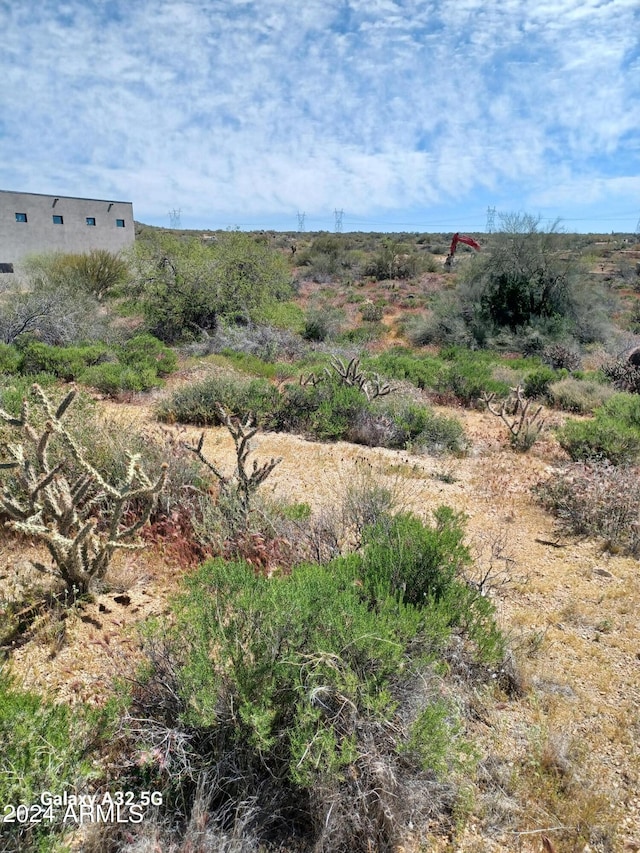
[300,356,391,402]
[481,384,546,451]
[184,404,281,528]
[0,384,167,596]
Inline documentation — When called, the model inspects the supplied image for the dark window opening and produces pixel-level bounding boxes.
[15,213,27,223]
[0,263,14,273]
[116,219,125,228]
[86,217,96,226]
[52,215,64,225]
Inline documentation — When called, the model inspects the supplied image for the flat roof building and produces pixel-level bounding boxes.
[0,190,134,275]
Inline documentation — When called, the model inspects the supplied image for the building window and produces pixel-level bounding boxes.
[116,219,125,228]
[86,217,96,226]
[0,263,14,273]
[52,215,64,225]
[15,212,27,223]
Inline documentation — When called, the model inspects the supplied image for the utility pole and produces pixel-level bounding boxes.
[334,209,344,233]
[168,208,182,229]
[486,206,496,234]
[297,211,306,232]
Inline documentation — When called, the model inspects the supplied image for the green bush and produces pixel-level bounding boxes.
[359,509,464,604]
[0,670,114,850]
[0,343,21,374]
[0,373,56,419]
[366,349,443,390]
[19,341,110,380]
[557,393,640,464]
[360,301,384,322]
[129,230,292,343]
[523,366,558,399]
[548,377,615,413]
[435,354,511,405]
[79,362,161,395]
[412,410,468,455]
[338,321,385,343]
[257,300,306,332]
[302,305,345,341]
[157,373,280,426]
[118,333,177,377]
[143,510,502,845]
[272,381,367,441]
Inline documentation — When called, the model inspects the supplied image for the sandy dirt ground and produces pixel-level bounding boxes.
[3,381,639,852]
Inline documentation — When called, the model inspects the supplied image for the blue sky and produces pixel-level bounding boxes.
[1,0,639,233]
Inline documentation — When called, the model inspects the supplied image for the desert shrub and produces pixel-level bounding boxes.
[128,230,292,343]
[123,509,502,850]
[79,362,160,395]
[76,415,204,523]
[358,510,504,662]
[360,300,384,322]
[523,366,558,399]
[365,239,423,281]
[157,373,280,426]
[193,322,307,362]
[535,462,640,555]
[299,382,368,441]
[424,214,616,350]
[411,410,468,455]
[367,348,519,405]
[407,294,474,348]
[0,343,21,374]
[0,276,105,345]
[18,340,111,380]
[548,377,615,413]
[297,234,351,282]
[556,393,640,464]
[435,352,511,405]
[0,670,115,851]
[22,249,129,301]
[216,350,296,381]
[118,332,177,376]
[339,321,386,343]
[303,305,345,341]
[367,348,442,390]
[257,299,306,332]
[0,373,56,422]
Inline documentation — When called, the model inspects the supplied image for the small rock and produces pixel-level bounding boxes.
[593,568,614,579]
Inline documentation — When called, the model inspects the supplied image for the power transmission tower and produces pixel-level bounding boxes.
[334,209,344,233]
[634,213,640,238]
[297,211,306,232]
[168,208,182,229]
[486,206,496,233]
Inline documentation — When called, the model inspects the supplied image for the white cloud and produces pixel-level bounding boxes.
[0,0,637,231]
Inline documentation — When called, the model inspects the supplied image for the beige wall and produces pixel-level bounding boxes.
[0,190,135,275]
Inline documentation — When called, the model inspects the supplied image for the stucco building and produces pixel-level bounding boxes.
[0,190,135,275]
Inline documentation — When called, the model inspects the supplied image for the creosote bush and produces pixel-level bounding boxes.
[556,392,640,464]
[118,508,503,851]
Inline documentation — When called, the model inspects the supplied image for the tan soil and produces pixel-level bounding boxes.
[2,377,640,852]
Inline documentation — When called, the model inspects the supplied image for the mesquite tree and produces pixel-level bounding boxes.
[0,384,167,596]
